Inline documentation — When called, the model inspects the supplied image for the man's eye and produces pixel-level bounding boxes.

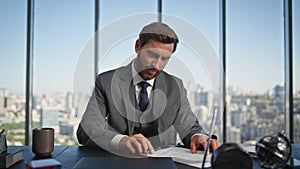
[146,51,159,58]
[161,57,170,61]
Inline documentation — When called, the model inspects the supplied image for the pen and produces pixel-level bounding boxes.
[0,129,5,136]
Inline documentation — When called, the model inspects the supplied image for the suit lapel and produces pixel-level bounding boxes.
[153,72,167,94]
[152,73,172,147]
[118,62,138,136]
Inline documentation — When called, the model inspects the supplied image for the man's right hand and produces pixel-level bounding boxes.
[119,133,155,155]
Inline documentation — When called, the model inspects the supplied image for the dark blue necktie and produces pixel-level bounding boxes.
[139,82,149,111]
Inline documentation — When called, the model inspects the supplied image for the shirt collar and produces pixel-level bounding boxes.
[132,60,155,86]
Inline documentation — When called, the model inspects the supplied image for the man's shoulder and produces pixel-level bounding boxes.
[160,71,183,83]
[98,69,115,77]
[97,65,128,78]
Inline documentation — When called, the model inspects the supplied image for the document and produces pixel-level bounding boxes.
[147,147,211,168]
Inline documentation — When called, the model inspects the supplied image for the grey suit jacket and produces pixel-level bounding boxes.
[77,61,206,152]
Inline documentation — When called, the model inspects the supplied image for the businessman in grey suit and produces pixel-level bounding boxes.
[77,22,219,155]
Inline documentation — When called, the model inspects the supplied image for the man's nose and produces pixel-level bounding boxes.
[151,58,162,69]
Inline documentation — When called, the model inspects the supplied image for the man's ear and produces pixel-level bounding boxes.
[135,39,141,53]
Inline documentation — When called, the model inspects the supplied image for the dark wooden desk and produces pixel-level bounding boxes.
[5,144,300,169]
[6,146,196,169]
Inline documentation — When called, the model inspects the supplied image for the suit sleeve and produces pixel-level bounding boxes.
[171,78,208,147]
[76,74,118,151]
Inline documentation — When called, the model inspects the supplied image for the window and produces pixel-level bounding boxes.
[33,0,94,145]
[97,0,158,73]
[293,0,300,143]
[0,0,26,145]
[227,0,285,144]
[163,0,222,143]
[1,0,297,146]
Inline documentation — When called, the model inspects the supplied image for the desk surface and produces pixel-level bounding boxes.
[5,144,300,169]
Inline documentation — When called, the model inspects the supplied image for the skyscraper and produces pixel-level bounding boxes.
[40,107,60,131]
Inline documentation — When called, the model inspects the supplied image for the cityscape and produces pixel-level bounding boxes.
[0,84,299,146]
[1,0,299,147]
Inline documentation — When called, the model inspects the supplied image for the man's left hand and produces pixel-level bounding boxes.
[190,134,220,154]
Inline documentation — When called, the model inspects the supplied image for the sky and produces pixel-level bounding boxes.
[0,0,299,95]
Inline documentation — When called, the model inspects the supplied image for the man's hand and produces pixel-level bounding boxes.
[119,133,155,155]
[190,134,220,154]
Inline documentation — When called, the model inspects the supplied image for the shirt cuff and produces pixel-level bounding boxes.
[191,133,218,140]
[110,134,127,149]
[191,133,207,140]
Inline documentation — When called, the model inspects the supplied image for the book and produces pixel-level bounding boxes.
[0,149,24,168]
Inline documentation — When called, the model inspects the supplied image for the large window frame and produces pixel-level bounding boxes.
[20,0,296,145]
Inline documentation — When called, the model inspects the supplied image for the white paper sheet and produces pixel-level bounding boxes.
[146,147,211,168]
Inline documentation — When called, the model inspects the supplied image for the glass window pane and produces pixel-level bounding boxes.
[227,0,284,144]
[100,0,157,27]
[163,0,221,143]
[293,0,300,143]
[33,0,94,145]
[98,0,157,73]
[0,1,26,145]
[33,0,157,146]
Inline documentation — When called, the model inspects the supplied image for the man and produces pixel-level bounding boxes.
[77,22,219,155]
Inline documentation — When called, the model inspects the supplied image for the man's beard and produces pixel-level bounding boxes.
[139,68,161,80]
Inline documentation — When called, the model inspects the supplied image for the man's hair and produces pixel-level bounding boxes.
[139,22,179,53]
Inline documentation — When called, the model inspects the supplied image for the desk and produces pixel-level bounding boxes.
[5,144,300,169]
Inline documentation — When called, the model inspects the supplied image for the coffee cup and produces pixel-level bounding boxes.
[32,128,54,157]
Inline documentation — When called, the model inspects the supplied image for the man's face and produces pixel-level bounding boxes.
[134,39,174,80]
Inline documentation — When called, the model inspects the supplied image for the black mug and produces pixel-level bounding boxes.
[32,128,54,157]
